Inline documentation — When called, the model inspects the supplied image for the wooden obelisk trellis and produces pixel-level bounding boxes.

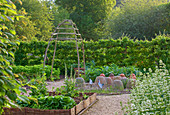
[43,19,86,78]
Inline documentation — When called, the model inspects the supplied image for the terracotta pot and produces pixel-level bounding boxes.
[130,73,136,80]
[120,73,125,77]
[100,73,105,77]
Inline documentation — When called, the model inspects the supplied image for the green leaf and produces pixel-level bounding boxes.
[4,32,14,38]
[9,101,21,109]
[0,98,3,105]
[29,85,38,90]
[0,42,7,48]
[9,51,14,58]
[17,95,29,103]
[27,97,38,104]
[0,79,5,85]
[6,90,17,101]
[5,68,14,76]
[19,87,26,93]
[10,30,16,35]
[1,48,8,55]
[4,79,15,89]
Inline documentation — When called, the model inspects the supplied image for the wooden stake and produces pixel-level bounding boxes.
[43,40,51,69]
[50,39,57,79]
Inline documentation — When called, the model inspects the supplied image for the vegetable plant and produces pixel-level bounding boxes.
[17,95,76,110]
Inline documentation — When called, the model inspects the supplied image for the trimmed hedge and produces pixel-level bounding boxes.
[14,35,170,74]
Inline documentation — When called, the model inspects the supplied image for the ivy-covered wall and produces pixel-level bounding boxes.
[15,35,170,72]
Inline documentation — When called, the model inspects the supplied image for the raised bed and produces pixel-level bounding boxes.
[2,93,97,115]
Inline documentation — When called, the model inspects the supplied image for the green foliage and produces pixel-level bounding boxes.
[121,60,170,114]
[14,35,170,74]
[14,0,54,41]
[0,0,28,113]
[85,63,139,82]
[106,0,170,40]
[56,64,80,98]
[55,0,116,40]
[25,75,48,97]
[15,12,38,41]
[17,95,76,110]
[12,65,60,80]
[121,78,129,89]
[50,4,70,27]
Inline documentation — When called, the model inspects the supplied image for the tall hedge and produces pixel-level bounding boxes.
[15,35,170,73]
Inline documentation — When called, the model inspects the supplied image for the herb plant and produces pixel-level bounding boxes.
[121,60,170,114]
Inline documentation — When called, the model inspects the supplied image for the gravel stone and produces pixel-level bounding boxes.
[83,94,130,115]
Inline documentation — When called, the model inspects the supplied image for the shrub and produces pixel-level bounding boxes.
[12,65,60,80]
[121,60,170,114]
[106,0,170,40]
[14,35,170,74]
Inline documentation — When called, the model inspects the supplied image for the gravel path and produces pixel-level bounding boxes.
[83,94,129,115]
[46,79,65,91]
[46,80,130,115]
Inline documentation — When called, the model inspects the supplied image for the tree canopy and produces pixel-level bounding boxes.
[14,0,54,41]
[55,0,116,40]
[105,0,170,40]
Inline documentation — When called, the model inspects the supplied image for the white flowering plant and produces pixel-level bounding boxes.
[121,60,170,114]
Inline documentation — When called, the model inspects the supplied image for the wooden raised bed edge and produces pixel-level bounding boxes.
[2,93,97,115]
[3,107,75,115]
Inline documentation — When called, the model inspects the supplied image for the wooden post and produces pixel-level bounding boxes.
[75,39,80,78]
[43,40,51,69]
[82,40,86,77]
[51,40,57,79]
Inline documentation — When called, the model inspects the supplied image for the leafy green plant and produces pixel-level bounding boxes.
[12,64,60,80]
[85,63,139,82]
[25,74,48,97]
[56,64,80,97]
[17,95,76,110]
[121,60,170,114]
[0,0,29,113]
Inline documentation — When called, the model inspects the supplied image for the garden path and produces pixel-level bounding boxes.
[46,79,65,91]
[83,94,129,115]
[47,80,130,115]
